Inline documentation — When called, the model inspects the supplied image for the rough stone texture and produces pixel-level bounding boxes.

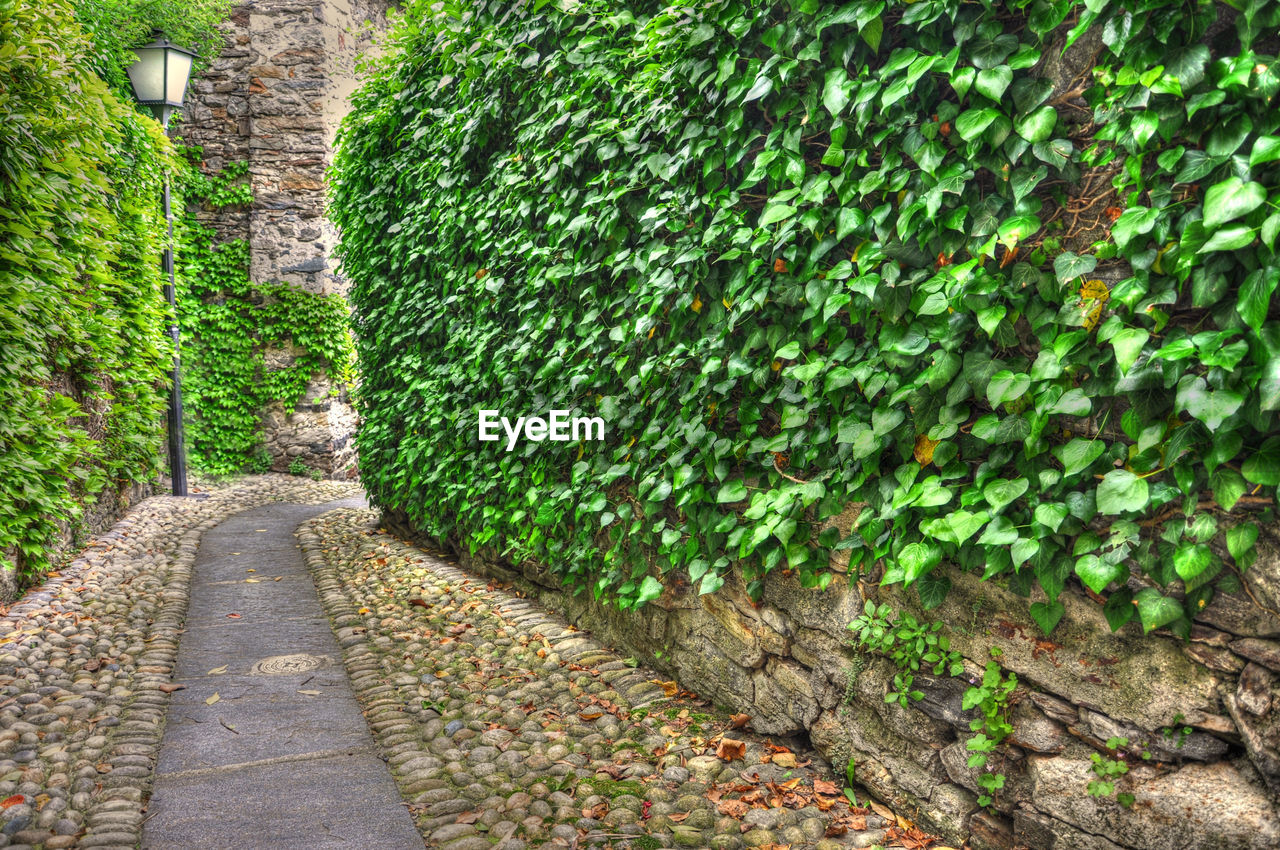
[384,506,1280,849]
[178,0,388,478]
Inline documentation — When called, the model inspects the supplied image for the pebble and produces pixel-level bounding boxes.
[299,506,921,849]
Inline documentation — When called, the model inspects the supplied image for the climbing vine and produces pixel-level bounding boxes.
[176,150,355,475]
[0,0,177,583]
[333,0,1280,631]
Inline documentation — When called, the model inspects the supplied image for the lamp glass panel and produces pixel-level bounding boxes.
[127,47,165,103]
[165,51,193,106]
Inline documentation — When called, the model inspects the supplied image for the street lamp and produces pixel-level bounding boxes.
[127,30,196,496]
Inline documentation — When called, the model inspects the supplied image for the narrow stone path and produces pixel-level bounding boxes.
[297,509,911,850]
[141,499,422,849]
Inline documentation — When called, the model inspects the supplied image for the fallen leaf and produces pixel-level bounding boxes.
[869,801,895,822]
[206,693,221,706]
[716,799,749,817]
[0,795,23,809]
[255,529,267,532]
[813,779,840,796]
[226,613,241,619]
[455,811,480,824]
[273,576,283,582]
[652,679,680,697]
[245,579,260,583]
[716,738,746,761]
[207,665,228,675]
[246,569,255,573]
[358,607,370,614]
[578,710,603,721]
[159,683,186,694]
[729,713,750,729]
[219,718,238,734]
[297,690,320,696]
[668,812,690,823]
[772,752,796,768]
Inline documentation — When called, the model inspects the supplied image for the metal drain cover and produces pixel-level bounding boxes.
[250,653,328,675]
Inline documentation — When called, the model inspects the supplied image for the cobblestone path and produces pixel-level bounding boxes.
[0,477,934,850]
[299,508,920,850]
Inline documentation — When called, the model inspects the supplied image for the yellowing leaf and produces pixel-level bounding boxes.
[205,693,221,706]
[913,434,939,465]
[691,294,703,313]
[207,665,228,675]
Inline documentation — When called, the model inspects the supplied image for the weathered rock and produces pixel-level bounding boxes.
[1233,638,1280,673]
[1008,700,1069,755]
[1027,755,1280,849]
[882,572,1222,732]
[749,659,820,735]
[1076,708,1228,763]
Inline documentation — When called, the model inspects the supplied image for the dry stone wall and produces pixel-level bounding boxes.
[179,0,388,478]
[385,508,1280,850]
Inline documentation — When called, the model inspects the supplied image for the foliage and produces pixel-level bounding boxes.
[1087,736,1134,807]
[0,0,173,581]
[175,151,356,475]
[850,602,1012,806]
[849,600,963,706]
[70,0,234,98]
[333,0,1280,625]
[961,659,1017,807]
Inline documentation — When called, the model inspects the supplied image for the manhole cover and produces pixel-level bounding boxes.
[250,653,327,675]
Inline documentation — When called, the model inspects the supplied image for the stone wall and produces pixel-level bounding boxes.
[179,0,389,478]
[384,508,1280,850]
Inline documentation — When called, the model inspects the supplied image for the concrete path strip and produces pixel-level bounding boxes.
[141,498,423,850]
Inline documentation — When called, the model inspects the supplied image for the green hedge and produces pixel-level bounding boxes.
[332,0,1280,635]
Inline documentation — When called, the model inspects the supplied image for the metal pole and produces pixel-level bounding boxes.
[164,174,189,496]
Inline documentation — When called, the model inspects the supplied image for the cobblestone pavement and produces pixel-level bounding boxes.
[0,476,359,850]
[301,508,934,850]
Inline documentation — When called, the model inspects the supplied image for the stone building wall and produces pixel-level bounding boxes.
[180,0,390,479]
[386,507,1280,850]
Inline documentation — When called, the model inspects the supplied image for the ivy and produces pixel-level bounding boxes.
[174,150,355,475]
[333,0,1280,626]
[0,0,176,582]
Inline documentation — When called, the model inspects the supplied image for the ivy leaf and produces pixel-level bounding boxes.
[896,541,942,586]
[916,570,950,610]
[1034,502,1068,532]
[1054,438,1105,478]
[1014,106,1056,143]
[716,480,748,503]
[1198,224,1255,253]
[1237,267,1279,331]
[921,509,990,545]
[1202,176,1267,230]
[775,341,801,359]
[1134,588,1183,633]
[1174,543,1214,586]
[975,65,1012,101]
[635,576,664,606]
[1227,522,1259,568]
[1250,136,1280,168]
[1110,328,1149,375]
[1096,469,1149,515]
[760,204,796,227]
[1011,536,1039,568]
[1103,588,1135,631]
[743,74,773,102]
[1054,252,1096,283]
[955,107,1001,140]
[1029,600,1065,634]
[983,477,1029,512]
[978,516,1019,546]
[986,370,1030,406]
[1075,554,1123,594]
[1212,466,1248,511]
[1176,376,1244,430]
[822,68,850,116]
[1242,437,1280,486]
[1110,206,1158,249]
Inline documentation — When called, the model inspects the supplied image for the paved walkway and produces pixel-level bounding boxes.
[0,476,929,850]
[141,499,421,849]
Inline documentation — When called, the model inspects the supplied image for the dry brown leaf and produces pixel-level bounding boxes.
[408,599,429,608]
[225,613,241,619]
[729,713,750,729]
[455,811,480,825]
[771,752,796,768]
[869,801,895,822]
[0,795,23,809]
[667,812,690,823]
[813,779,840,796]
[716,738,746,761]
[716,799,749,818]
[158,683,185,694]
[578,710,603,721]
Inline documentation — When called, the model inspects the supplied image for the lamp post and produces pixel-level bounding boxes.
[127,31,197,497]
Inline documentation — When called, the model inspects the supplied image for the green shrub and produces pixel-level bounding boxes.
[332,0,1280,629]
[0,0,174,581]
